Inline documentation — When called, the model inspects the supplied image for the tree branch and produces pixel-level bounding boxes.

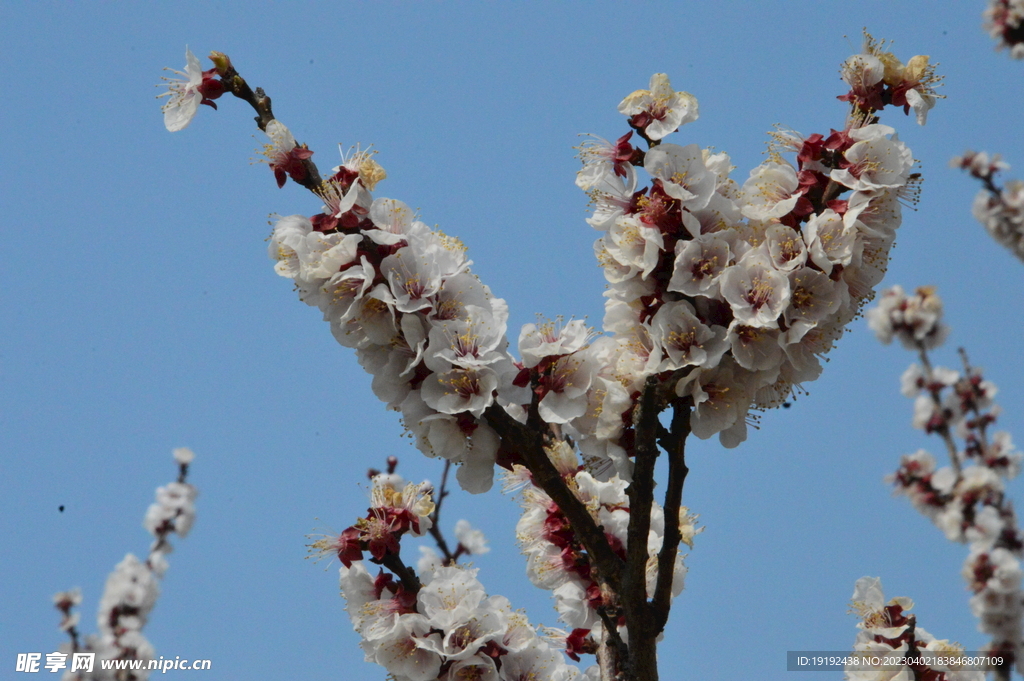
[619,376,665,681]
[214,53,324,193]
[651,398,691,632]
[596,586,628,681]
[623,376,661,608]
[917,344,963,477]
[428,460,458,564]
[957,347,994,459]
[483,403,624,590]
[378,551,421,595]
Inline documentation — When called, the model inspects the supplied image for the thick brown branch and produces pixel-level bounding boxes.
[379,552,421,594]
[993,657,1012,681]
[596,587,628,681]
[483,403,623,590]
[598,581,626,675]
[596,637,620,681]
[619,376,665,681]
[623,377,661,610]
[651,399,691,632]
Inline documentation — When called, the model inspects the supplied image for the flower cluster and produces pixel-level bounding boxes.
[577,40,932,451]
[871,287,1024,674]
[261,120,316,188]
[339,562,591,681]
[838,33,942,125]
[310,468,436,569]
[867,285,949,350]
[258,38,936,491]
[952,150,1024,263]
[845,577,983,681]
[984,0,1024,58]
[320,461,592,680]
[267,134,522,493]
[258,41,936,501]
[507,442,698,656]
[54,449,197,681]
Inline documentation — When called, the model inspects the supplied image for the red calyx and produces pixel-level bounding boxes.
[826,199,849,215]
[611,132,635,178]
[331,166,360,190]
[925,412,948,435]
[797,133,826,166]
[884,603,908,628]
[971,553,996,592]
[565,629,592,662]
[197,70,225,109]
[824,129,855,154]
[391,584,418,613]
[455,412,479,437]
[1000,527,1024,553]
[560,546,592,580]
[478,640,506,660]
[337,527,364,567]
[366,531,399,562]
[271,147,315,189]
[311,213,340,233]
[373,569,397,600]
[543,512,575,549]
[837,84,884,114]
[628,112,653,134]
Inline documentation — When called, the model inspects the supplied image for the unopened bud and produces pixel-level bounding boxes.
[386,456,398,474]
[208,51,233,76]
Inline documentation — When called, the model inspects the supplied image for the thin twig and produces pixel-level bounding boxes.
[917,345,963,477]
[958,347,994,458]
[428,460,457,563]
[215,54,324,193]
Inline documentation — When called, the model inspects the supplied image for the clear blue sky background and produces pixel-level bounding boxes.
[4,3,1024,679]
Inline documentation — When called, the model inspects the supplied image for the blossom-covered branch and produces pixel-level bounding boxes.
[953,151,1024,262]
[307,457,490,591]
[312,462,582,679]
[984,0,1024,58]
[869,286,1023,680]
[160,32,939,679]
[53,449,198,681]
[844,577,985,681]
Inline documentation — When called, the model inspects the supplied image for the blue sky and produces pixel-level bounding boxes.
[3,2,1024,679]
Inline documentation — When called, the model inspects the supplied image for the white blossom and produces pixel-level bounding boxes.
[617,73,698,140]
[158,48,205,132]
